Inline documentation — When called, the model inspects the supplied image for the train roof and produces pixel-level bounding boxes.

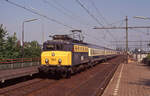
[44,35,117,51]
[44,40,116,51]
[44,40,71,45]
[85,43,104,49]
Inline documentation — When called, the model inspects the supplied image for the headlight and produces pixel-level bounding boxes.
[45,58,49,63]
[58,58,62,63]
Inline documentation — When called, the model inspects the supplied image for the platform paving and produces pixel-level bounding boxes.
[102,61,150,96]
[0,66,39,82]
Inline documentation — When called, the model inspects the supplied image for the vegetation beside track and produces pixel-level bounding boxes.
[0,24,41,60]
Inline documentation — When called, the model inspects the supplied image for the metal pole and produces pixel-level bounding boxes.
[140,40,142,61]
[42,22,44,44]
[22,22,25,57]
[126,16,128,64]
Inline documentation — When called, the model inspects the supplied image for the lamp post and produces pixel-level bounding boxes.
[133,16,150,20]
[133,16,150,62]
[22,18,38,57]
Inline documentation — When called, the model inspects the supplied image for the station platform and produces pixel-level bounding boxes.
[0,66,39,83]
[102,60,150,96]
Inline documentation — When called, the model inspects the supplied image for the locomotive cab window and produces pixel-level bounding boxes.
[45,44,55,50]
[44,44,63,51]
[43,43,73,51]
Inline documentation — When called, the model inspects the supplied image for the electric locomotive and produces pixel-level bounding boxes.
[39,33,118,78]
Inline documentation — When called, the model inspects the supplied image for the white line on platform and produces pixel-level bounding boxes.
[113,63,124,96]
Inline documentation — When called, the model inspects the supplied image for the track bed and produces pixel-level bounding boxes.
[0,55,125,96]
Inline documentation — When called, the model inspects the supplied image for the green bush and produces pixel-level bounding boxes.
[0,24,41,59]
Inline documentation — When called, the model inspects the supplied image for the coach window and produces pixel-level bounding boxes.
[75,46,77,51]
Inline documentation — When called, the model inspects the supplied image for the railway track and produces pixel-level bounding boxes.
[0,78,57,96]
[0,55,125,96]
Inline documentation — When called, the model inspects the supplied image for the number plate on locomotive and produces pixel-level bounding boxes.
[51,58,56,61]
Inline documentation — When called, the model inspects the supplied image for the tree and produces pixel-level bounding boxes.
[4,32,21,59]
[0,24,8,59]
[24,41,41,58]
[0,24,41,59]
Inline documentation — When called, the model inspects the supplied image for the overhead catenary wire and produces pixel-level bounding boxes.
[105,19,125,41]
[42,0,105,27]
[87,0,118,42]
[107,19,125,27]
[87,0,117,42]
[131,28,148,35]
[130,28,148,41]
[5,0,120,48]
[41,0,109,46]
[75,0,103,26]
[87,0,115,42]
[86,0,111,41]
[41,0,73,20]
[88,0,127,43]
[51,0,78,17]
[82,32,107,46]
[5,0,109,46]
[5,0,75,29]
[75,0,117,42]
[87,0,109,25]
[42,0,93,28]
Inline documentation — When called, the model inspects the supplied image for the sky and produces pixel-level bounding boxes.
[0,0,150,50]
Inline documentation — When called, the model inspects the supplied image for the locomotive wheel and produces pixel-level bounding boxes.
[61,72,67,78]
[66,72,71,78]
[61,71,71,78]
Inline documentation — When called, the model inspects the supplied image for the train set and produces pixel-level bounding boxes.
[39,32,120,78]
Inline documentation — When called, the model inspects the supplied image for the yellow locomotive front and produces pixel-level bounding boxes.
[39,39,73,77]
[41,51,72,66]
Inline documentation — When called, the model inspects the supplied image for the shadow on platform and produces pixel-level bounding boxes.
[129,79,150,88]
